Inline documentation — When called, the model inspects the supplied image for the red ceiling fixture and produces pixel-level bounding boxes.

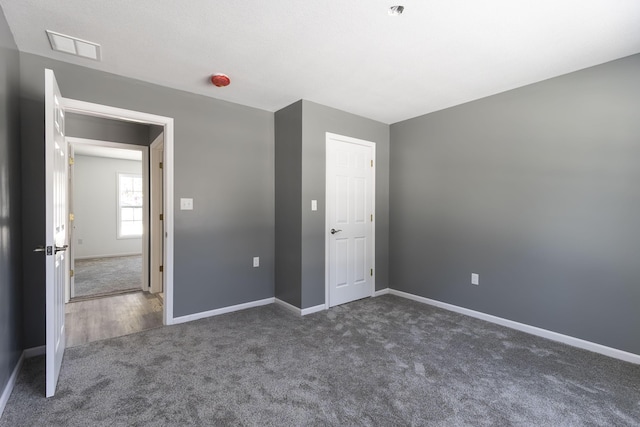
[211,73,231,87]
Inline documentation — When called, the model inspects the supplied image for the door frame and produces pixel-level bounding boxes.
[63,98,176,325]
[324,132,376,309]
[149,134,164,294]
[65,137,150,301]
[67,143,75,301]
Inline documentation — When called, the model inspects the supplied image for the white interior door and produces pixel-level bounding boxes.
[150,135,164,293]
[68,143,75,301]
[44,68,68,397]
[326,133,375,307]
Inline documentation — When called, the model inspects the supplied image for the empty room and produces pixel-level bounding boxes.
[0,1,639,425]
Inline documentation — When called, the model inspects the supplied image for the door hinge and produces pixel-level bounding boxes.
[370,269,373,277]
[371,160,373,167]
[159,265,163,272]
[370,214,373,222]
[159,214,163,221]
[69,157,74,165]
[69,213,74,221]
[159,162,163,169]
[70,269,74,277]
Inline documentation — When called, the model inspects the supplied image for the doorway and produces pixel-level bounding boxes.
[62,96,175,326]
[64,133,162,347]
[44,68,175,396]
[67,138,148,301]
[325,132,376,307]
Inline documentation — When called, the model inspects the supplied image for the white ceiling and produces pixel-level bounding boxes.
[2,0,640,124]
[73,144,142,161]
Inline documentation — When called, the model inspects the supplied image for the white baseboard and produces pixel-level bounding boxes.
[275,299,326,316]
[373,288,390,297]
[171,297,275,325]
[275,298,301,315]
[23,346,45,358]
[388,289,640,365]
[301,304,326,316]
[75,252,142,260]
[0,353,23,418]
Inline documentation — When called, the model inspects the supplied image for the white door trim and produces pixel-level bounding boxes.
[63,98,175,325]
[324,132,376,309]
[149,135,164,294]
[66,137,149,294]
[67,143,75,302]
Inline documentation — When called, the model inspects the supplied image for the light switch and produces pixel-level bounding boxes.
[471,273,479,285]
[180,198,194,210]
[253,257,260,267]
[311,200,318,211]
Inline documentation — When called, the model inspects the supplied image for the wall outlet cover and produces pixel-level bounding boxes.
[180,198,194,210]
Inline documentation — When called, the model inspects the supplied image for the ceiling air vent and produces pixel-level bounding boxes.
[46,30,101,61]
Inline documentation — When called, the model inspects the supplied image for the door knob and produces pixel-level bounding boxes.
[34,246,53,255]
[330,228,342,235]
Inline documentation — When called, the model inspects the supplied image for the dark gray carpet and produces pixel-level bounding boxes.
[2,295,639,426]
[74,255,142,298]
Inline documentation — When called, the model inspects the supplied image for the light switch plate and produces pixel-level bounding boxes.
[180,198,193,210]
[311,200,318,211]
[253,257,260,267]
[471,273,479,285]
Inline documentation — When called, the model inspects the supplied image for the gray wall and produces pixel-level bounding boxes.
[148,124,164,145]
[389,54,640,355]
[301,100,389,308]
[67,113,151,146]
[274,101,302,307]
[20,53,274,347]
[0,7,22,400]
[73,155,142,259]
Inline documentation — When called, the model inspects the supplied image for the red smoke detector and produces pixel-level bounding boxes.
[211,74,231,87]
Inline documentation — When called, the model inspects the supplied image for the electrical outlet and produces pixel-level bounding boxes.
[253,257,260,267]
[180,198,194,210]
[471,273,479,285]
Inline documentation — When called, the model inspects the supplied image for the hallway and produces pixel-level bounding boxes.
[65,292,163,347]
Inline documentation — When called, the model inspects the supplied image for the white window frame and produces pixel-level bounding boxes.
[117,172,143,239]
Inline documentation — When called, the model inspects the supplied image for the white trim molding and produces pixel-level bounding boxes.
[75,252,142,260]
[275,299,301,315]
[373,288,390,297]
[275,299,326,316]
[388,289,640,365]
[23,346,46,358]
[0,354,23,418]
[171,297,275,325]
[301,304,326,316]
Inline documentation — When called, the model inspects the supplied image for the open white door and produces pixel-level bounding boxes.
[326,133,375,307]
[44,68,68,397]
[150,134,164,294]
[67,143,75,301]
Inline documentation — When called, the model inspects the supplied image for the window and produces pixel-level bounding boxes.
[117,173,143,238]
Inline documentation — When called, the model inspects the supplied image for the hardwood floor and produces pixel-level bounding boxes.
[65,291,163,347]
